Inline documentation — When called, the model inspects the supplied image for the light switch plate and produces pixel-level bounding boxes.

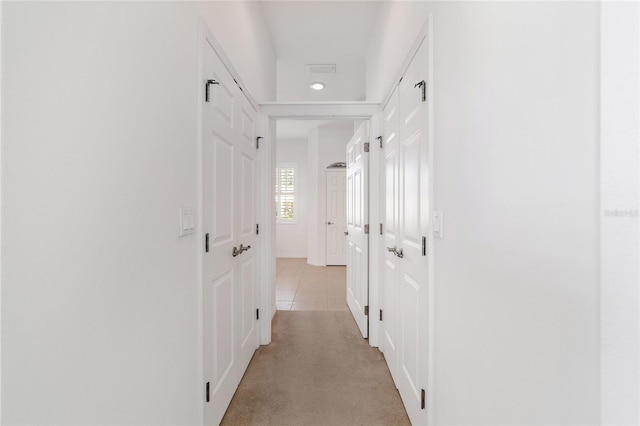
[433,211,443,239]
[179,207,195,237]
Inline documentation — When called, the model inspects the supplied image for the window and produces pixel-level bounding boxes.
[275,164,296,223]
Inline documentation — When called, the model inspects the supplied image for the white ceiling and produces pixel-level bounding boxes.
[259,1,380,137]
[276,58,366,102]
[259,1,381,62]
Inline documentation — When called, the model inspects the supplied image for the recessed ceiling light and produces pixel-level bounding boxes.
[310,82,325,91]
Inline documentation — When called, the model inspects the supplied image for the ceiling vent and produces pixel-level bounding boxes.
[308,64,336,74]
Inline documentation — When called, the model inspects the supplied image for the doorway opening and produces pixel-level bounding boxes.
[273,118,367,313]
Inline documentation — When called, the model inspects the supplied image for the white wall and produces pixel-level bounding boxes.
[600,2,640,424]
[197,2,276,102]
[306,127,320,265]
[368,2,600,424]
[307,123,353,266]
[1,2,275,424]
[276,138,308,258]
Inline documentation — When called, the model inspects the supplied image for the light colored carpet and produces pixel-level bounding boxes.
[221,311,410,425]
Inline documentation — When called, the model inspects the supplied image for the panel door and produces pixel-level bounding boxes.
[235,94,259,377]
[202,37,239,426]
[397,39,430,425]
[346,122,369,338]
[326,170,347,266]
[381,87,400,387]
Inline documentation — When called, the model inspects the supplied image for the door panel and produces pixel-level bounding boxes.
[240,153,255,237]
[326,171,347,265]
[401,133,421,245]
[382,88,400,386]
[235,95,259,377]
[396,39,429,425]
[212,272,234,389]
[212,136,234,244]
[203,36,239,425]
[346,122,369,338]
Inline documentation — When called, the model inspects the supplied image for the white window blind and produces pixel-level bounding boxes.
[275,164,296,222]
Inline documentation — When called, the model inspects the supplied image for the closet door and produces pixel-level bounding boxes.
[380,38,430,424]
[381,88,400,386]
[396,39,429,425]
[235,95,259,378]
[203,37,241,425]
[202,36,259,425]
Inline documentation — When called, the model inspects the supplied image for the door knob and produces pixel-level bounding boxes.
[327,221,334,225]
[344,231,349,236]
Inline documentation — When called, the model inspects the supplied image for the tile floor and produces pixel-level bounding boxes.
[276,258,348,311]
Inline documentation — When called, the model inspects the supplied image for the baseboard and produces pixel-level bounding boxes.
[306,259,325,267]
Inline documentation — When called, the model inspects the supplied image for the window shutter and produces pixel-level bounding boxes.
[275,165,296,222]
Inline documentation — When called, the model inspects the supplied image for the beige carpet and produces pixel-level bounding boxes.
[221,311,410,425]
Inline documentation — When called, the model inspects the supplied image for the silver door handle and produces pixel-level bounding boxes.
[386,246,404,258]
[232,244,251,257]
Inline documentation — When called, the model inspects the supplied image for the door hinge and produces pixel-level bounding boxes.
[415,80,426,102]
[364,305,369,316]
[205,79,219,103]
[422,236,426,256]
[379,309,383,321]
[233,78,243,92]
[364,142,370,153]
[376,135,383,148]
[256,136,263,149]
[433,211,443,239]
[379,223,383,235]
[206,382,210,402]
[421,389,426,409]
[205,233,210,253]
[256,308,259,320]
[364,224,369,234]
[256,224,259,235]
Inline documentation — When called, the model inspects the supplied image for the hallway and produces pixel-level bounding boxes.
[221,310,410,425]
[2,1,637,425]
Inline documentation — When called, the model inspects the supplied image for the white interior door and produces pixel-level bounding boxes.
[202,35,259,426]
[396,39,429,425]
[326,170,347,266]
[235,95,259,376]
[381,87,400,386]
[346,122,369,338]
[203,36,239,425]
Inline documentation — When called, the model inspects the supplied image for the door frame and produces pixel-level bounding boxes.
[258,103,382,348]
